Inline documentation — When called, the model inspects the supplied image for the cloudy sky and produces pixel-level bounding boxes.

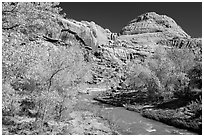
[59,2,202,37]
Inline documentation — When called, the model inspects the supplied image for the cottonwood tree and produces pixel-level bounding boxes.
[16,38,91,125]
[2,2,68,126]
[2,2,64,37]
[2,2,64,83]
[123,45,198,102]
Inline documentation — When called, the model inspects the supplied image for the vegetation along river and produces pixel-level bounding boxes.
[78,91,197,135]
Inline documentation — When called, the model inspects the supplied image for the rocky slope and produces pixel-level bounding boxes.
[49,12,201,85]
[3,7,202,135]
[8,11,201,89]
[157,37,202,61]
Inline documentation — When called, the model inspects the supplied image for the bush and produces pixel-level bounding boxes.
[2,3,93,134]
[123,61,164,102]
[2,83,21,116]
[188,62,202,89]
[123,45,200,103]
[186,97,202,118]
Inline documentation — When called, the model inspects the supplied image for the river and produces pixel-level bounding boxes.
[78,91,197,135]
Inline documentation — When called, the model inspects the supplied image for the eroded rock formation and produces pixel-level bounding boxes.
[50,12,201,84]
[120,12,190,38]
[57,18,112,52]
[157,37,202,61]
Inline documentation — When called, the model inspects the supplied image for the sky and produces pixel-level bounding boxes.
[59,2,202,38]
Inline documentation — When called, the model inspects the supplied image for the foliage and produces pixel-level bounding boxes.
[124,62,163,101]
[123,45,200,102]
[187,62,202,89]
[2,2,64,38]
[2,83,21,116]
[2,2,202,135]
[2,2,64,84]
[2,2,93,135]
[141,107,202,134]
[186,96,202,118]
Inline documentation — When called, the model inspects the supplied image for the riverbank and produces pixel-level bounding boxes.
[94,91,202,135]
[2,87,118,135]
[124,100,202,134]
[3,86,199,135]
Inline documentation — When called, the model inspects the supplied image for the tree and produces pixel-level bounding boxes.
[123,45,197,102]
[2,2,64,37]
[2,2,92,131]
[2,2,64,84]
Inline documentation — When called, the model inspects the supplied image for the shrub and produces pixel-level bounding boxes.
[123,45,199,102]
[187,62,202,89]
[2,3,93,134]
[2,83,21,116]
[124,61,164,102]
[186,97,202,118]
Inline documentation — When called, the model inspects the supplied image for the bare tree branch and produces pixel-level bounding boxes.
[2,3,18,14]
[43,35,59,43]
[47,65,70,91]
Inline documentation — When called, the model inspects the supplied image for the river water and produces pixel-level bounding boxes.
[79,93,197,135]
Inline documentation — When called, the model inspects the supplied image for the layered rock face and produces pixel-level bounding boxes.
[120,12,190,39]
[157,37,202,61]
[57,18,112,52]
[53,12,201,84]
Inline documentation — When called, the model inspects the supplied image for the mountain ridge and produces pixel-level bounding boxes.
[55,12,201,68]
[2,2,202,134]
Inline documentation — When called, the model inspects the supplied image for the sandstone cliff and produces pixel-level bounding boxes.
[50,12,201,84]
[120,12,190,38]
